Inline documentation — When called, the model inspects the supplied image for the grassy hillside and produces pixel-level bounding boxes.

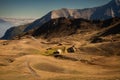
[0,18,120,80]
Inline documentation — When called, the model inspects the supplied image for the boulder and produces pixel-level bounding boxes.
[67,46,76,53]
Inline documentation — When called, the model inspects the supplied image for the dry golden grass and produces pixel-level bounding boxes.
[0,36,120,80]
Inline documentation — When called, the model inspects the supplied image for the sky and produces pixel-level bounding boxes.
[0,0,111,18]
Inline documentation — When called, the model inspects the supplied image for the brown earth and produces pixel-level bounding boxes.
[0,34,120,80]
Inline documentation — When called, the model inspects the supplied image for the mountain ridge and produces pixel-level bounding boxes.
[0,19,7,23]
[1,0,120,40]
[24,0,120,32]
[0,19,14,38]
[1,24,29,40]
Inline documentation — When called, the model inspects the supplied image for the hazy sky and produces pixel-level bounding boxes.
[0,0,111,18]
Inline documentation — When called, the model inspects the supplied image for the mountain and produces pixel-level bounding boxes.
[3,17,120,40]
[24,0,120,32]
[0,19,7,23]
[31,18,97,39]
[0,19,14,38]
[98,21,120,36]
[2,0,120,40]
[0,18,35,39]
[90,18,120,43]
[1,24,29,40]
[31,17,120,39]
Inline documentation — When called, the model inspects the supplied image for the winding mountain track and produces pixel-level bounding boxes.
[26,60,40,80]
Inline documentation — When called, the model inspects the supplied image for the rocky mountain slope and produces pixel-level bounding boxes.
[0,18,35,38]
[30,17,120,39]
[0,19,7,23]
[1,24,29,40]
[2,0,120,40]
[24,0,120,32]
[2,17,120,40]
[0,19,13,38]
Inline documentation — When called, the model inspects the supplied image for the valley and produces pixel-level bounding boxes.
[0,0,120,80]
[0,27,120,80]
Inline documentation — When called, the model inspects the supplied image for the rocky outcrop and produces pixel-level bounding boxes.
[24,0,120,32]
